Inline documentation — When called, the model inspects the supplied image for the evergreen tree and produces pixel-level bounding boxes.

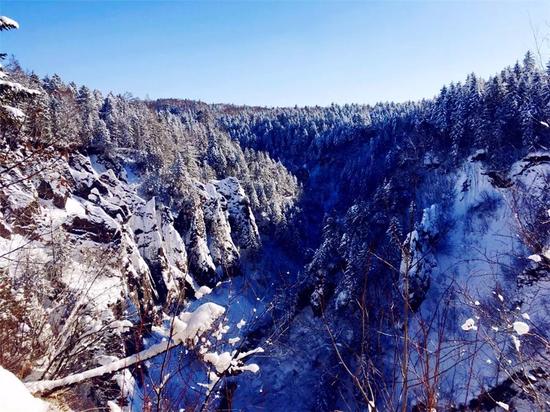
[0,16,40,146]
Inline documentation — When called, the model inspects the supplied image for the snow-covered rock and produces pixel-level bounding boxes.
[399,204,439,311]
[211,177,260,250]
[0,147,262,407]
[0,366,50,412]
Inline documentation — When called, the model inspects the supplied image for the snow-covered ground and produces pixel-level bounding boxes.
[405,152,549,408]
[0,366,50,412]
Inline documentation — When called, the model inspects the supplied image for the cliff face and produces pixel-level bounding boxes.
[0,145,264,406]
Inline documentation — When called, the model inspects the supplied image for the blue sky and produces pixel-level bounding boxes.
[1,1,549,107]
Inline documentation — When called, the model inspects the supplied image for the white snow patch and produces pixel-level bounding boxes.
[235,347,264,361]
[0,80,40,95]
[2,105,25,120]
[511,335,521,352]
[110,319,133,333]
[237,363,260,373]
[527,254,542,263]
[89,155,107,174]
[496,401,509,410]
[0,366,49,412]
[461,318,477,331]
[228,337,240,345]
[65,197,86,216]
[195,285,212,299]
[0,16,19,29]
[173,302,225,344]
[107,400,122,412]
[203,351,233,373]
[512,321,529,336]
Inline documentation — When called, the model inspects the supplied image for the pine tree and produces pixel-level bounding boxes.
[0,16,40,146]
[25,73,52,144]
[523,50,536,75]
[43,74,79,146]
[77,85,100,146]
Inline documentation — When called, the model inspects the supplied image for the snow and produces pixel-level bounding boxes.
[184,204,217,277]
[201,181,240,269]
[410,153,550,405]
[110,319,133,333]
[0,366,49,412]
[27,339,169,393]
[237,363,260,373]
[527,254,542,263]
[122,164,140,185]
[197,371,221,394]
[0,80,40,95]
[511,335,521,352]
[2,104,25,120]
[173,302,226,344]
[420,204,439,235]
[235,347,264,361]
[228,337,240,345]
[211,177,260,249]
[512,321,529,335]
[201,347,263,394]
[335,289,350,309]
[461,318,478,331]
[0,16,19,30]
[496,401,510,410]
[158,209,198,292]
[113,368,141,409]
[107,401,122,412]
[203,351,233,373]
[195,285,212,299]
[0,234,50,277]
[129,197,199,299]
[367,399,376,412]
[142,274,268,407]
[65,197,86,216]
[130,198,161,262]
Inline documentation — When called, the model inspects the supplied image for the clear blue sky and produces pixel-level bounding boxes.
[1,1,549,107]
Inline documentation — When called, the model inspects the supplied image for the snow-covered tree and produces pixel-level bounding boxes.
[0,16,40,146]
